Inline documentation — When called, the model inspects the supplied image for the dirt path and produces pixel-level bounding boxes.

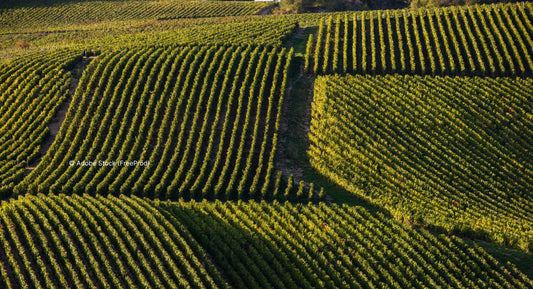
[277,27,314,180]
[276,56,313,180]
[275,27,385,207]
[25,56,94,172]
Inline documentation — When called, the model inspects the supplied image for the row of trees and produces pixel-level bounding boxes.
[278,0,406,13]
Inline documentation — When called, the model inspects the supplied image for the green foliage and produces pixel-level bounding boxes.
[306,2,533,77]
[0,18,298,62]
[280,0,370,13]
[0,0,273,32]
[0,193,531,288]
[309,74,533,251]
[410,0,479,9]
[0,194,229,289]
[1,1,532,286]
[10,45,315,203]
[0,49,81,197]
[279,0,306,13]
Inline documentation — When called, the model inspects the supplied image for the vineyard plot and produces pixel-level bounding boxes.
[0,49,82,197]
[309,74,533,251]
[16,46,294,201]
[0,18,298,63]
[0,194,531,289]
[0,0,273,33]
[306,3,533,77]
[1,0,533,288]
[0,194,228,289]
[92,19,298,50]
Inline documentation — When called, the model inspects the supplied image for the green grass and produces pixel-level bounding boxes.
[284,26,318,57]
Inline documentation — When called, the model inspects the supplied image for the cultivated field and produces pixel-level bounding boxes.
[0,0,532,288]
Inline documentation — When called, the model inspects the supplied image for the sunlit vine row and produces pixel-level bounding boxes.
[0,194,228,289]
[0,0,273,32]
[90,19,298,50]
[0,19,297,63]
[306,2,533,76]
[14,45,320,202]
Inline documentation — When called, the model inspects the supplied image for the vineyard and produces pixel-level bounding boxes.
[0,0,273,32]
[12,45,322,202]
[1,0,532,286]
[305,2,533,76]
[0,18,297,62]
[0,49,81,196]
[309,74,533,251]
[0,194,531,289]
[81,19,297,51]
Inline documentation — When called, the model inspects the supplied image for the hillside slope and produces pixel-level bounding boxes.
[309,74,533,251]
[14,46,304,201]
[1,194,531,288]
[306,3,533,76]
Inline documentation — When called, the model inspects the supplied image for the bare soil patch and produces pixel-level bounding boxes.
[25,56,94,172]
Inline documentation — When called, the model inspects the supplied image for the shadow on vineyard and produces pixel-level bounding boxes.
[278,23,533,274]
[280,27,367,207]
[279,33,385,213]
[161,205,295,287]
[278,56,533,273]
[1,1,533,286]
[470,239,533,279]
[155,198,533,287]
